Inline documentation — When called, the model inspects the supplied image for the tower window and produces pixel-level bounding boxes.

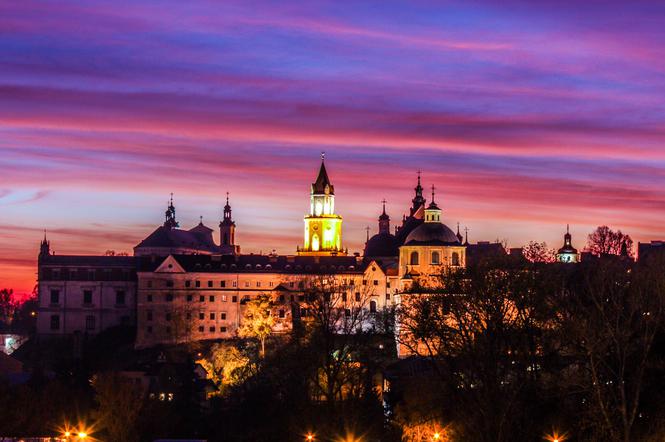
[431,251,441,265]
[410,251,419,265]
[370,300,377,313]
[50,289,60,304]
[83,290,93,305]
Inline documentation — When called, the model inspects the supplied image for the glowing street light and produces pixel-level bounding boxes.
[306,433,315,441]
[544,430,567,442]
[433,432,441,440]
[77,432,88,439]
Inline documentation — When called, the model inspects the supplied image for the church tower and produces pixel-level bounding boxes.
[298,155,346,256]
[220,193,239,255]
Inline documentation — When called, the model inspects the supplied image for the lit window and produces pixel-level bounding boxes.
[431,251,440,265]
[410,251,419,265]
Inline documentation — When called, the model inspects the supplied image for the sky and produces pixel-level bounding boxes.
[2,0,665,299]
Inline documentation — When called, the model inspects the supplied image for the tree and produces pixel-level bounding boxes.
[238,294,275,358]
[558,258,665,442]
[396,260,556,442]
[92,372,144,442]
[586,225,634,258]
[523,241,555,263]
[0,288,17,326]
[197,342,253,394]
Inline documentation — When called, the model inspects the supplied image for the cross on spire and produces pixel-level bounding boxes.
[321,151,325,161]
[431,184,436,203]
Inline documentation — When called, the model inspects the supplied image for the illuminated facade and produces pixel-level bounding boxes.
[298,156,346,256]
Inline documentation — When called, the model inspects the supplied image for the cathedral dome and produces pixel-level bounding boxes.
[404,222,460,245]
[365,232,399,257]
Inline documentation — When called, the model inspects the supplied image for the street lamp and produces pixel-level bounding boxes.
[306,433,315,441]
[433,432,441,440]
[77,432,88,439]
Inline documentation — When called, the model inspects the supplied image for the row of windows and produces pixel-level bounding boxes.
[146,311,230,321]
[50,289,126,306]
[145,325,229,334]
[49,314,129,330]
[299,300,378,317]
[409,251,461,266]
[147,279,388,289]
[146,292,388,304]
[42,268,134,281]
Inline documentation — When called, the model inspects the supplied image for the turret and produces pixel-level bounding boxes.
[164,193,179,229]
[378,199,390,234]
[39,231,50,258]
[219,192,237,249]
[410,171,426,216]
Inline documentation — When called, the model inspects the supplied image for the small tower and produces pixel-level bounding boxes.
[164,193,179,229]
[299,154,345,256]
[456,223,463,244]
[219,192,239,255]
[556,225,580,263]
[39,231,50,258]
[410,171,426,216]
[424,185,441,223]
[379,199,390,234]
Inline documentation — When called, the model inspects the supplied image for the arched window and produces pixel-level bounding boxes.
[312,234,320,251]
[431,251,440,265]
[452,252,460,266]
[370,300,377,313]
[410,251,419,265]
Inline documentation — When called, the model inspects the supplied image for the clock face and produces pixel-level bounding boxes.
[313,225,319,231]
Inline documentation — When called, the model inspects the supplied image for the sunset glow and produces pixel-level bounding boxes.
[3,1,665,299]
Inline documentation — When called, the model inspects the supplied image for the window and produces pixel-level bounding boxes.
[166,293,173,302]
[269,281,274,287]
[209,326,216,332]
[256,281,261,288]
[88,269,95,281]
[199,295,205,302]
[279,309,285,318]
[244,281,250,288]
[186,294,193,302]
[221,312,227,320]
[199,313,204,320]
[232,280,237,288]
[116,290,126,305]
[279,294,285,302]
[355,292,361,302]
[85,315,95,330]
[344,309,351,318]
[147,326,153,333]
[198,326,204,332]
[386,293,390,300]
[289,282,295,288]
[209,295,215,302]
[220,280,226,288]
[222,295,227,302]
[83,290,92,305]
[210,313,215,320]
[186,312,192,320]
[370,300,377,313]
[232,296,238,303]
[165,313,172,321]
[147,294,153,302]
[50,315,60,330]
[410,251,419,265]
[147,311,153,321]
[50,289,60,304]
[195,281,201,288]
[362,280,367,286]
[373,280,379,286]
[166,280,174,288]
[220,326,227,332]
[185,280,191,288]
[208,280,213,288]
[431,251,441,265]
[147,280,153,288]
[452,252,460,266]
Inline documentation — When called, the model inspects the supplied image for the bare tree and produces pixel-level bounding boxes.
[92,372,144,442]
[523,241,555,263]
[560,258,664,442]
[292,274,381,403]
[586,225,634,258]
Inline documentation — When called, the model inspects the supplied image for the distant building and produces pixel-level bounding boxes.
[637,240,665,263]
[556,225,580,263]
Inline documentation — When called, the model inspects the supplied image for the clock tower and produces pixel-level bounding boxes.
[298,155,346,256]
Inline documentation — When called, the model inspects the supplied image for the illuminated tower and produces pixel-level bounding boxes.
[298,154,346,256]
[556,224,579,263]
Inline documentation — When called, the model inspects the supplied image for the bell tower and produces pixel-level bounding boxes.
[298,154,346,256]
[219,192,239,255]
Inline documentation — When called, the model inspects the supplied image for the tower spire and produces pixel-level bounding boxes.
[220,192,238,253]
[456,222,463,243]
[164,193,178,229]
[464,226,469,246]
[411,170,425,215]
[378,199,390,234]
[40,229,50,257]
